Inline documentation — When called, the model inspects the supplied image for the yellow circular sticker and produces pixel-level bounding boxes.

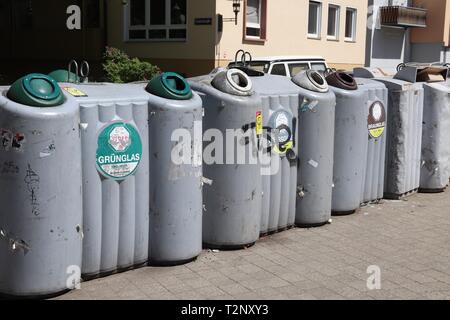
[368,101,386,139]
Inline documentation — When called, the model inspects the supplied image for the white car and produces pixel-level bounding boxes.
[228,56,330,77]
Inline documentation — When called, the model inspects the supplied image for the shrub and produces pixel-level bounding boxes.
[102,47,161,83]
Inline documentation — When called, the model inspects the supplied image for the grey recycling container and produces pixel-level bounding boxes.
[354,67,424,199]
[0,74,82,298]
[355,78,389,204]
[326,72,367,215]
[293,70,336,227]
[250,73,299,235]
[415,68,450,192]
[393,65,450,193]
[420,81,450,192]
[383,65,450,194]
[145,72,203,265]
[189,68,263,249]
[57,82,150,279]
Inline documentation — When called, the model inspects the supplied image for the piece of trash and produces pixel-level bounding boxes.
[39,152,51,158]
[79,123,89,130]
[327,218,333,224]
[202,177,213,186]
[308,159,319,168]
[10,239,31,253]
[76,225,84,239]
[363,212,369,216]
[300,99,319,112]
[212,249,219,253]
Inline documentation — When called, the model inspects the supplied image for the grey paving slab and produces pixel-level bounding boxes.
[56,189,450,300]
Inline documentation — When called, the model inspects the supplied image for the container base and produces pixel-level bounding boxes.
[295,221,328,228]
[361,198,383,206]
[82,260,148,281]
[148,256,198,267]
[203,242,256,251]
[82,268,118,281]
[418,186,447,194]
[0,288,70,300]
[331,209,356,216]
[384,188,418,200]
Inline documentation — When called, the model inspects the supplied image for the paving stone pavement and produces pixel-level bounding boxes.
[56,189,450,300]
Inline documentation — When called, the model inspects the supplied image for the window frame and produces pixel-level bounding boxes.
[327,4,340,40]
[124,0,188,42]
[243,0,267,42]
[307,1,322,39]
[344,7,357,42]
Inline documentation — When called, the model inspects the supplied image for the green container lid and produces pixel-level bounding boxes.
[145,72,193,100]
[48,69,80,83]
[7,73,66,107]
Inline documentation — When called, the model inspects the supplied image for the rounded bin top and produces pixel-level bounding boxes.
[211,68,253,96]
[7,73,66,107]
[48,69,80,83]
[292,70,329,93]
[146,72,193,100]
[326,72,358,90]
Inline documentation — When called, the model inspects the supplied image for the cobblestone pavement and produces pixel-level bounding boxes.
[56,189,450,300]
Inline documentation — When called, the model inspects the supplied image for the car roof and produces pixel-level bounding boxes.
[250,56,326,63]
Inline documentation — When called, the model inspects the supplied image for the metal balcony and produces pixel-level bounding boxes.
[380,6,427,28]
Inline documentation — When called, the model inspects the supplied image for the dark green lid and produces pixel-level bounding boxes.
[48,69,80,83]
[145,72,193,100]
[7,73,66,107]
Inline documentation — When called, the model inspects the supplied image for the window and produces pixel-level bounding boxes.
[345,8,357,41]
[126,0,187,41]
[245,0,266,40]
[308,1,322,38]
[311,62,327,71]
[270,64,287,76]
[248,62,270,73]
[288,63,309,77]
[327,4,340,39]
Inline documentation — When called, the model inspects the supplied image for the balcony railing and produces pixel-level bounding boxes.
[380,6,427,28]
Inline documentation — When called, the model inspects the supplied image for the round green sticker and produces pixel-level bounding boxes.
[96,122,142,179]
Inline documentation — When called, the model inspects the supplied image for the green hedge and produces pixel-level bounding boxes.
[102,47,161,83]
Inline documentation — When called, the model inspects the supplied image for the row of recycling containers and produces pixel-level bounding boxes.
[0,63,449,298]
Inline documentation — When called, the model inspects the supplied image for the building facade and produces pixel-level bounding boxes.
[366,0,450,69]
[410,0,450,63]
[109,0,368,75]
[0,0,368,80]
